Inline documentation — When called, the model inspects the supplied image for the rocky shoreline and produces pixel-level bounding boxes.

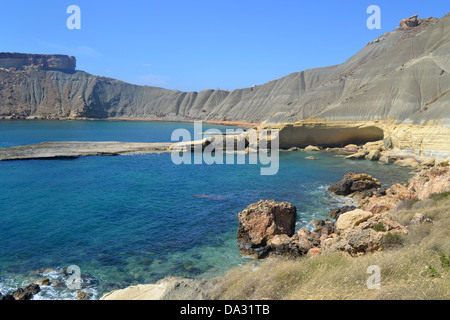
[100,165,449,300]
[235,167,449,260]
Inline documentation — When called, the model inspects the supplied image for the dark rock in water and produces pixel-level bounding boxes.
[11,284,40,300]
[37,278,50,286]
[328,173,381,196]
[310,219,326,229]
[193,194,223,200]
[0,292,15,300]
[237,200,297,258]
[76,290,92,300]
[328,205,357,219]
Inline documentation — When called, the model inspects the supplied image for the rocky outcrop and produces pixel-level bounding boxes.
[327,173,381,197]
[328,205,357,220]
[322,211,407,255]
[101,277,211,300]
[0,53,76,72]
[9,284,41,300]
[237,200,297,258]
[0,141,172,161]
[236,168,447,259]
[334,209,373,234]
[407,167,450,200]
[399,15,421,29]
[338,168,450,214]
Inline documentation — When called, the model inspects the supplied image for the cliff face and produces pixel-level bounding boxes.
[0,53,76,73]
[0,15,449,155]
[1,14,449,125]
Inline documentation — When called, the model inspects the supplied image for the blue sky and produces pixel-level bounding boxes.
[1,1,448,92]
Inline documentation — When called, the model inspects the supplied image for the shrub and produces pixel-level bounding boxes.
[381,232,404,250]
[422,264,440,278]
[440,254,450,269]
[430,191,450,202]
[372,222,386,232]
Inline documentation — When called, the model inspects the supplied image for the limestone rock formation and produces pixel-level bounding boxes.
[399,15,420,28]
[101,277,211,300]
[237,200,297,258]
[407,167,450,200]
[335,209,373,234]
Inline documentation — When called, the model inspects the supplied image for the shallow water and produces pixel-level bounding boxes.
[0,120,414,299]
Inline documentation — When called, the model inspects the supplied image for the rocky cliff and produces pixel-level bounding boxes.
[0,53,76,72]
[0,14,449,155]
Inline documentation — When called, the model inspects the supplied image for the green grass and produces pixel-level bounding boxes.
[372,222,386,232]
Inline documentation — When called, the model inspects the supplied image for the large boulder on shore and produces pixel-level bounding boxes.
[335,209,373,234]
[328,173,381,196]
[237,200,297,258]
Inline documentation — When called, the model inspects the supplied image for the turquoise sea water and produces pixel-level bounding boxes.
[0,120,414,299]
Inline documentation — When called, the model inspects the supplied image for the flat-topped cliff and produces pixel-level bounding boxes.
[0,53,76,72]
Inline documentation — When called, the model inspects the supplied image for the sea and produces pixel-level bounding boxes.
[0,120,414,299]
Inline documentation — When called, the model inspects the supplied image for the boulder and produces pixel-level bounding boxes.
[335,209,373,234]
[410,213,433,226]
[328,205,357,219]
[361,183,417,213]
[237,200,297,257]
[344,229,384,254]
[421,158,436,167]
[379,154,397,164]
[366,149,381,161]
[304,145,321,152]
[323,211,407,256]
[394,158,420,168]
[399,14,419,28]
[345,152,367,160]
[101,277,210,300]
[77,290,92,300]
[11,284,40,300]
[328,173,381,196]
[0,293,15,300]
[36,278,50,286]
